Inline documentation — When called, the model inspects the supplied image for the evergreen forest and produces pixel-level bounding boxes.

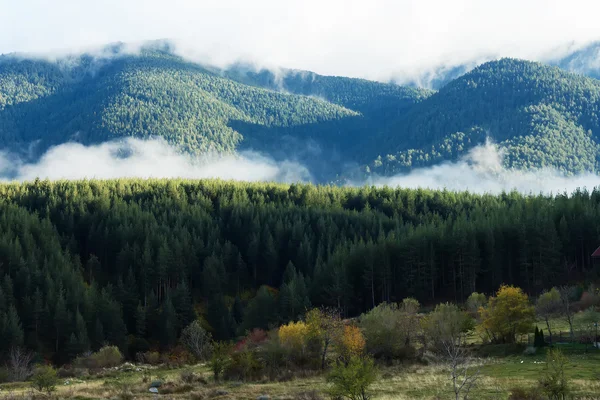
[0,179,599,363]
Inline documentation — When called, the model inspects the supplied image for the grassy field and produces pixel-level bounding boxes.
[2,315,599,400]
[2,343,600,400]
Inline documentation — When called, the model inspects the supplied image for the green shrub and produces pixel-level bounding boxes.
[259,332,288,379]
[224,349,263,382]
[74,346,124,369]
[359,302,418,360]
[91,346,124,368]
[31,365,58,395]
[326,356,377,400]
[138,351,161,365]
[210,342,232,381]
[538,348,569,400]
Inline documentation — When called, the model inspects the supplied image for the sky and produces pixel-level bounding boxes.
[1,0,600,82]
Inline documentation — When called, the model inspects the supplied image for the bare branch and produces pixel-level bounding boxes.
[7,346,34,382]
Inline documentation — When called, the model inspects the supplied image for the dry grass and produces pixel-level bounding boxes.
[2,348,600,400]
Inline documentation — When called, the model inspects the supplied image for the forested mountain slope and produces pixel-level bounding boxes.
[222,63,432,118]
[1,47,600,181]
[0,179,599,361]
[0,50,357,161]
[366,59,600,176]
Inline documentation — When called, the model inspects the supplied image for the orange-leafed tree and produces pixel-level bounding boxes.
[336,325,366,363]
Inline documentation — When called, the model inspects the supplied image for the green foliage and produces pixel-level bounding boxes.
[209,342,232,381]
[533,327,545,348]
[422,303,472,353]
[359,302,415,360]
[3,51,600,182]
[75,345,124,369]
[224,348,263,382]
[538,348,570,400]
[368,58,600,176]
[31,365,58,395]
[466,292,487,317]
[326,356,377,400]
[0,178,598,359]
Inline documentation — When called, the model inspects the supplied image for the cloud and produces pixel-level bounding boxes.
[0,138,311,183]
[1,138,597,196]
[1,0,599,84]
[370,141,600,195]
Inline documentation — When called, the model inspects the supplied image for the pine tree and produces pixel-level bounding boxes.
[135,303,146,337]
[160,297,178,348]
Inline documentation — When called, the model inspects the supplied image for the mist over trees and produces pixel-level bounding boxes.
[2,50,600,182]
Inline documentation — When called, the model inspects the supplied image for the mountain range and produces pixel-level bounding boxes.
[1,42,600,182]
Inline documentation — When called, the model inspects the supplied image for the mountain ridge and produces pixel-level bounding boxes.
[1,45,600,182]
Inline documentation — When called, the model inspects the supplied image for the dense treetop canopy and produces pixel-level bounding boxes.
[0,178,599,362]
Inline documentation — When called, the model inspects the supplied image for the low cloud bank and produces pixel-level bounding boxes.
[371,142,600,195]
[1,139,598,196]
[0,138,311,183]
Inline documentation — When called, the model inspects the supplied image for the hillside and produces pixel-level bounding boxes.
[0,50,363,172]
[1,48,600,181]
[0,179,598,360]
[366,58,600,176]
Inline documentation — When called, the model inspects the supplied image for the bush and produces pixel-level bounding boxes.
[75,346,124,369]
[259,331,288,379]
[538,348,569,400]
[359,303,414,360]
[508,387,544,400]
[279,321,311,364]
[137,351,161,365]
[92,346,124,368]
[224,349,263,382]
[326,356,377,400]
[210,342,232,381]
[31,365,58,395]
[466,292,487,317]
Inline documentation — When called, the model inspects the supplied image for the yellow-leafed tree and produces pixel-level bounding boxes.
[479,285,535,344]
[279,321,309,350]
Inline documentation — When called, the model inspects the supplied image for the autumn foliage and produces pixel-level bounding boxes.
[479,285,535,344]
[337,325,366,362]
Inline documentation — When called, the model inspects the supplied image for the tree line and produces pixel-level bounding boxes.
[0,178,599,363]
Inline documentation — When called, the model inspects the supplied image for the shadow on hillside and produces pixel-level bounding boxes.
[228,116,379,182]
